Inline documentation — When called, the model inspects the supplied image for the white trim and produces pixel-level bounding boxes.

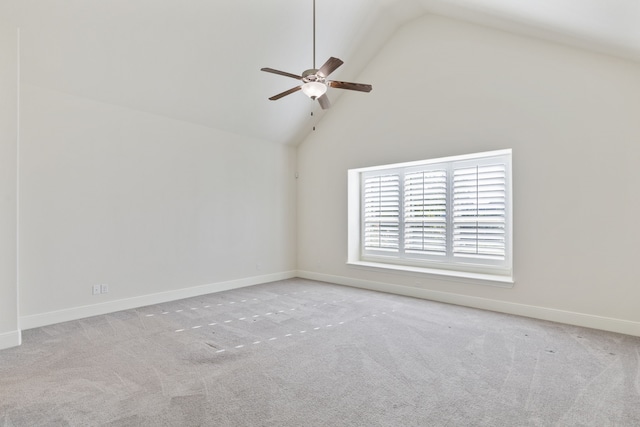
[20,271,296,330]
[17,269,640,338]
[347,168,361,262]
[296,270,640,337]
[16,27,21,330]
[349,149,512,278]
[0,28,23,352]
[352,149,512,174]
[0,329,21,350]
[347,260,513,287]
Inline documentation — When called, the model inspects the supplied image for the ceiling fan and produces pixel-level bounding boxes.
[260,0,372,110]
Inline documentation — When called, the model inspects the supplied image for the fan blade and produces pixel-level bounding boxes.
[317,57,343,78]
[317,94,331,109]
[261,67,303,80]
[328,80,372,93]
[269,86,302,100]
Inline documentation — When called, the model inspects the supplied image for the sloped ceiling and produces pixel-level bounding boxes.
[9,0,640,145]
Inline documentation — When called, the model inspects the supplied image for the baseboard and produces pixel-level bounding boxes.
[296,270,640,337]
[18,269,640,337]
[0,329,22,350]
[20,271,296,330]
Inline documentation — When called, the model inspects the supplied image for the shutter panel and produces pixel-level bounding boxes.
[453,164,506,260]
[363,174,400,252]
[404,169,447,255]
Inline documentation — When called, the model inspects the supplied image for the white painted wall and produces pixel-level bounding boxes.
[0,22,20,349]
[297,15,640,334]
[18,85,297,326]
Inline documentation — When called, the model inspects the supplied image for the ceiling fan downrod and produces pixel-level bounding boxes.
[313,0,316,70]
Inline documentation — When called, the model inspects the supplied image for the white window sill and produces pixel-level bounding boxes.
[346,260,514,288]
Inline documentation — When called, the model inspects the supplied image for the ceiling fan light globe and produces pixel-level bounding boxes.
[301,81,327,100]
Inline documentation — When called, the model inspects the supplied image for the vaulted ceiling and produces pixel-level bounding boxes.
[8,0,640,145]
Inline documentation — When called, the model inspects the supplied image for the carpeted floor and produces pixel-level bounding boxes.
[1,278,639,426]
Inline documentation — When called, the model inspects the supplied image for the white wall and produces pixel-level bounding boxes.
[5,10,640,348]
[18,85,297,327]
[0,22,21,349]
[297,15,640,335]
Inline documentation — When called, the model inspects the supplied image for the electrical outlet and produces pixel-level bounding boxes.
[101,284,109,294]
[92,284,101,295]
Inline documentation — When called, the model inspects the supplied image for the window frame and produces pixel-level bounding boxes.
[347,149,513,284]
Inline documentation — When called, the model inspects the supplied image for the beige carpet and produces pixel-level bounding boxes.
[1,278,639,426]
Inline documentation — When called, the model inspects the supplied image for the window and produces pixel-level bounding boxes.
[348,150,512,282]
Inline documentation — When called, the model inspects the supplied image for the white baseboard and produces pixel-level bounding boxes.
[0,329,22,350]
[297,270,640,337]
[17,269,640,338]
[20,271,296,330]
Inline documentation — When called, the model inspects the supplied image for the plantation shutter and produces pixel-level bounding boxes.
[404,169,447,255]
[355,150,511,276]
[363,173,400,252]
[452,163,507,260]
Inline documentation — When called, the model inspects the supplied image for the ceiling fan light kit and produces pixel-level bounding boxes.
[301,81,327,99]
[261,0,372,109]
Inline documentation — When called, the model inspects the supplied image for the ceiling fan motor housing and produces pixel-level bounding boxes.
[302,69,324,82]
